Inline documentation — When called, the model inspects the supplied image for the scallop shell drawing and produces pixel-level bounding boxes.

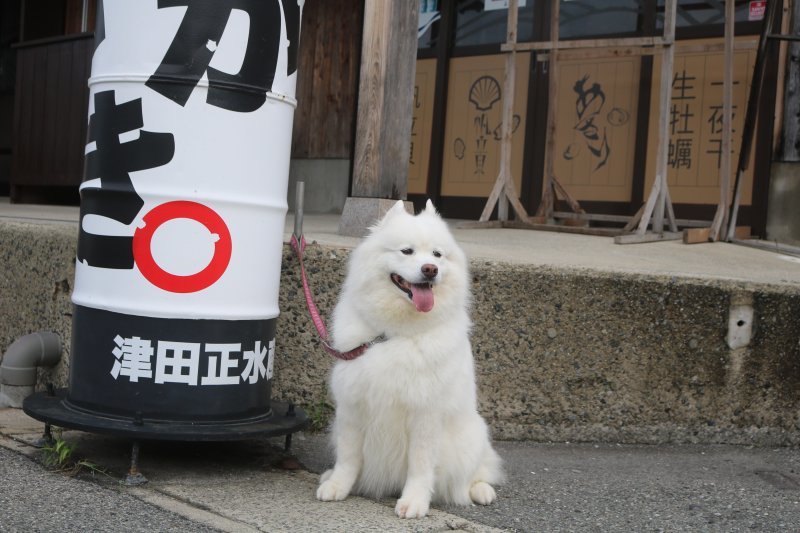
[469,76,502,111]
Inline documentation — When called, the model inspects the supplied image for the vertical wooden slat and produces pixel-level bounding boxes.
[11,36,93,198]
[42,44,60,182]
[291,0,361,160]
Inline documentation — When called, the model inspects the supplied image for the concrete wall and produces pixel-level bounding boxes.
[766,161,800,247]
[2,220,800,446]
[287,158,349,214]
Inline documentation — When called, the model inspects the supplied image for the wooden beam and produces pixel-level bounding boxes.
[500,220,622,237]
[636,0,676,236]
[615,231,683,244]
[726,0,780,239]
[709,0,735,242]
[350,0,418,199]
[534,40,757,62]
[503,36,669,52]
[478,0,529,223]
[553,211,711,228]
[536,0,561,219]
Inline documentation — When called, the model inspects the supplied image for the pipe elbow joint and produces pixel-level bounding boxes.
[0,332,62,386]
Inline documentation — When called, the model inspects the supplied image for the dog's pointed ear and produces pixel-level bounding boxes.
[423,199,439,216]
[381,200,408,222]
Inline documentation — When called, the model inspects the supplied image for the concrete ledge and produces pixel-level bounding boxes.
[2,219,800,446]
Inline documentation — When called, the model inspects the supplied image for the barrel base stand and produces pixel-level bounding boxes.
[23,388,309,484]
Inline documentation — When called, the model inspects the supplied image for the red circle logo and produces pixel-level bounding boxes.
[132,201,232,293]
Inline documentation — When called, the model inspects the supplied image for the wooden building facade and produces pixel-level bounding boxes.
[410,0,779,236]
[1,1,784,237]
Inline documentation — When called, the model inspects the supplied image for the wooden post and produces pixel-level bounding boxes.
[478,0,530,223]
[709,0,735,241]
[536,0,560,220]
[339,0,418,236]
[497,0,518,221]
[635,0,677,236]
[726,0,780,239]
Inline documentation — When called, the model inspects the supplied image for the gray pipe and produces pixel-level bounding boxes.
[0,332,61,408]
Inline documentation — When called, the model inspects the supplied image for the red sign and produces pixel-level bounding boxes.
[749,1,766,21]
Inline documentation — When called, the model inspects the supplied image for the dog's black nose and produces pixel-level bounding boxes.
[421,263,438,279]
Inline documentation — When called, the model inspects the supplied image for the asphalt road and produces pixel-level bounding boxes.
[290,434,800,532]
[2,428,800,532]
[0,446,217,532]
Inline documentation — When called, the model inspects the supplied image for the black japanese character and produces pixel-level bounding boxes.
[668,138,693,169]
[573,75,610,171]
[146,0,283,113]
[78,91,175,269]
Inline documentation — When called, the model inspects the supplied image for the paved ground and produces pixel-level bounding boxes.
[2,408,799,532]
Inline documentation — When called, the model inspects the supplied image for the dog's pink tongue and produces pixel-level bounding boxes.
[410,285,434,312]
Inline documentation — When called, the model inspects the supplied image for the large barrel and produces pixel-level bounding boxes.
[66,0,303,426]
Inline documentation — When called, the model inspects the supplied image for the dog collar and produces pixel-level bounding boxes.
[322,334,387,361]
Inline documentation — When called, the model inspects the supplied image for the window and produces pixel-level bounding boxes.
[560,0,644,39]
[454,0,535,47]
[657,0,765,29]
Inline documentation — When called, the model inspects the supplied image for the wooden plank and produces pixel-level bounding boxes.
[709,0,735,241]
[534,41,757,62]
[479,0,530,224]
[734,226,752,239]
[623,203,645,232]
[614,231,683,245]
[497,0,518,221]
[636,0,676,235]
[503,36,668,52]
[553,211,632,223]
[479,169,507,222]
[682,227,712,244]
[537,0,560,219]
[500,220,622,237]
[727,0,780,239]
[293,0,363,159]
[456,220,504,230]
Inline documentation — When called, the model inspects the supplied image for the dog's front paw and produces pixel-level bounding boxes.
[469,481,496,505]
[316,478,350,502]
[395,494,430,519]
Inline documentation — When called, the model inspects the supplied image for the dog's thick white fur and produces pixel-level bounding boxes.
[316,200,503,519]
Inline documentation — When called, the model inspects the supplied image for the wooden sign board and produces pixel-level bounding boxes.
[408,58,437,195]
[554,57,641,202]
[440,53,529,197]
[644,36,758,206]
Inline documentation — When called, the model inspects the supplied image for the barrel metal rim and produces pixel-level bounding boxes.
[89,74,298,108]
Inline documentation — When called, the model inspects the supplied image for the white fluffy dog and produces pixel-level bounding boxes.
[316,200,503,519]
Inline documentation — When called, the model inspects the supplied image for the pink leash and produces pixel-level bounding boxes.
[289,232,371,361]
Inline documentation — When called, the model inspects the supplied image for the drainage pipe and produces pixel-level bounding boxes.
[0,332,61,408]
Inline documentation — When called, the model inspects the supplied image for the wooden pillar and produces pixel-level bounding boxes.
[339,0,418,236]
[710,0,735,241]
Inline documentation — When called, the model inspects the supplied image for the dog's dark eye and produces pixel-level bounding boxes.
[401,248,414,255]
[432,251,442,258]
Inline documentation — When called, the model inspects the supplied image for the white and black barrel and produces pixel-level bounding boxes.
[51,0,304,435]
